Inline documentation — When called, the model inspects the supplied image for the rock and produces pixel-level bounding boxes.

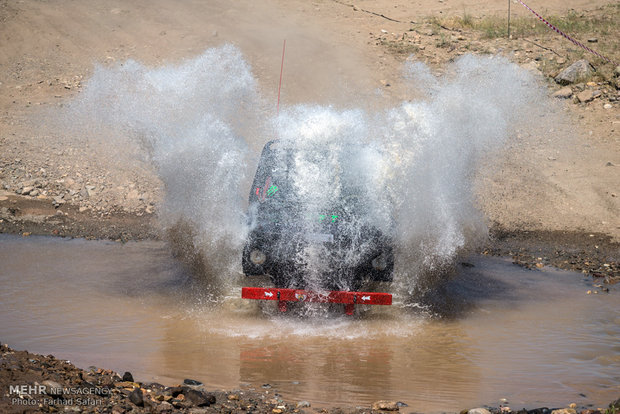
[227,394,239,400]
[468,409,493,414]
[127,189,140,200]
[555,60,594,85]
[527,409,551,414]
[553,87,573,99]
[155,401,174,413]
[129,388,144,407]
[551,409,577,414]
[522,61,542,75]
[615,66,620,77]
[115,380,140,389]
[122,371,134,382]
[85,185,96,197]
[610,398,620,410]
[297,401,311,408]
[576,89,596,103]
[184,389,215,407]
[164,386,184,397]
[183,378,203,387]
[603,103,612,109]
[372,400,400,411]
[42,380,63,396]
[587,38,598,43]
[21,186,34,195]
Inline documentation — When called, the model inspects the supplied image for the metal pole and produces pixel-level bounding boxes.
[508,0,511,38]
[277,39,286,114]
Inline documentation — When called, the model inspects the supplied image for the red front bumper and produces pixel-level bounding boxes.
[241,287,392,315]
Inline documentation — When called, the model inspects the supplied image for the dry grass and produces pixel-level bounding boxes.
[417,3,619,79]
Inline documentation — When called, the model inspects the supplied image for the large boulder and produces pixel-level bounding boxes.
[554,60,595,85]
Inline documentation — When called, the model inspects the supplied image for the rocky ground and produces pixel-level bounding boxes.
[1,344,619,414]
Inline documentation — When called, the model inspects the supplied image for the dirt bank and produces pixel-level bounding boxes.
[1,344,619,414]
[1,0,618,242]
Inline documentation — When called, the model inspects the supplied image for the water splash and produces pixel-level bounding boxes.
[61,45,262,297]
[58,46,548,305]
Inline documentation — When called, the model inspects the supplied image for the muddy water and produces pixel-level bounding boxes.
[0,234,618,412]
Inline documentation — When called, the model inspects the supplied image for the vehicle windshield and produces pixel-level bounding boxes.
[249,140,369,225]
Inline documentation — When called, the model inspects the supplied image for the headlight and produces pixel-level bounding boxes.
[371,254,387,271]
[250,249,266,265]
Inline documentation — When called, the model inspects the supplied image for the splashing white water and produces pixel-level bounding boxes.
[58,46,547,300]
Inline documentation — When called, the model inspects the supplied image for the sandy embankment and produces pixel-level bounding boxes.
[1,0,618,240]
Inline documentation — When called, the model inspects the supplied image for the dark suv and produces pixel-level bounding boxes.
[242,140,394,291]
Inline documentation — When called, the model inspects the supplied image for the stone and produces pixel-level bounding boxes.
[127,189,140,199]
[183,379,203,386]
[297,401,311,408]
[615,66,620,77]
[155,401,174,413]
[522,61,542,75]
[553,87,573,99]
[551,409,577,414]
[604,103,612,109]
[164,386,184,397]
[587,38,598,43]
[184,389,215,407]
[555,60,594,85]
[577,90,596,103]
[42,380,63,396]
[372,400,400,411]
[21,186,34,195]
[468,409,493,414]
[527,409,551,414]
[122,371,134,382]
[129,388,144,407]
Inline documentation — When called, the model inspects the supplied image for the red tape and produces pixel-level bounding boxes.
[516,0,617,65]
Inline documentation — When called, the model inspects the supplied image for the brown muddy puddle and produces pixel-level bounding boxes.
[0,234,618,412]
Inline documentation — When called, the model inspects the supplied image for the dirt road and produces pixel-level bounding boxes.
[1,0,618,242]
